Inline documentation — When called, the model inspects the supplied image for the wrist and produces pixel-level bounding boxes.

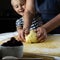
[23,23,30,30]
[17,27,23,30]
[23,27,30,31]
[40,26,48,33]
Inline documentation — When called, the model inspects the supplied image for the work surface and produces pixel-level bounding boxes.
[23,34,60,57]
[0,32,60,60]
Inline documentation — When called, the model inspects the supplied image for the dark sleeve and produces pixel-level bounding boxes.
[16,18,23,28]
[57,0,60,13]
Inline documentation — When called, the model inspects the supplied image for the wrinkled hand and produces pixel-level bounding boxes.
[18,28,30,42]
[36,27,47,42]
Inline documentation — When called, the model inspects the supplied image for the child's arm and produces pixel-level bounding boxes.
[16,18,25,42]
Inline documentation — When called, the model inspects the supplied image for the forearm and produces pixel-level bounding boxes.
[23,0,35,29]
[23,11,35,29]
[42,14,60,33]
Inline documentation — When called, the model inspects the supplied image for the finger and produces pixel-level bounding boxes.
[37,28,43,38]
[33,29,37,33]
[39,38,46,43]
[38,32,46,40]
[44,32,47,39]
[20,32,25,42]
[38,35,44,40]
[37,31,43,38]
[37,27,40,31]
[18,35,23,41]
[18,33,25,42]
[38,33,47,42]
[38,38,45,43]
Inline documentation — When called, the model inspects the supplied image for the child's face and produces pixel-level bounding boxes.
[11,0,26,16]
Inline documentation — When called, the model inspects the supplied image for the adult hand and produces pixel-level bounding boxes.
[36,27,47,42]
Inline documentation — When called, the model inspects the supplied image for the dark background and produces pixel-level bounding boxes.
[0,0,21,33]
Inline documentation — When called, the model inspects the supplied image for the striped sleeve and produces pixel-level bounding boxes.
[30,14,42,30]
[16,17,23,28]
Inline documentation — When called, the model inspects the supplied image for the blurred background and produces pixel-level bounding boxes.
[0,0,21,33]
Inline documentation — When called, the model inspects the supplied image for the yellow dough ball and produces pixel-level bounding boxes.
[25,30,38,43]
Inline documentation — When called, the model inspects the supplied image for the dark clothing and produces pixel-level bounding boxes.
[35,0,60,34]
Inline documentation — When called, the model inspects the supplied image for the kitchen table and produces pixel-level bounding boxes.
[0,32,60,60]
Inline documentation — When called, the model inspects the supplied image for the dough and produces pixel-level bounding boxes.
[25,30,38,43]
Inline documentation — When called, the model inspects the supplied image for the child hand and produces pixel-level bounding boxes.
[36,27,47,42]
[18,28,30,42]
[17,29,25,42]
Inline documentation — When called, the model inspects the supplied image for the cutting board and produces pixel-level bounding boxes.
[23,34,60,57]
